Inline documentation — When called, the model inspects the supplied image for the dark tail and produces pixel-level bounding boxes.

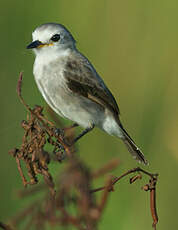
[119,123,148,165]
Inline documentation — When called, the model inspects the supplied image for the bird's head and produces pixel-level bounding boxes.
[27,23,76,55]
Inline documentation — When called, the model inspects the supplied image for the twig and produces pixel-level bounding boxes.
[97,176,113,217]
[0,222,13,230]
[17,183,46,198]
[15,157,28,187]
[90,167,159,230]
[150,178,158,230]
[17,72,32,112]
[90,167,158,193]
[92,158,120,179]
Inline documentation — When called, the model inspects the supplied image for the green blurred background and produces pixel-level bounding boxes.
[1,0,178,229]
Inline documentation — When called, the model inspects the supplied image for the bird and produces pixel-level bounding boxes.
[26,23,148,165]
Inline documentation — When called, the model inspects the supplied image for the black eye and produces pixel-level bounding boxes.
[51,34,60,42]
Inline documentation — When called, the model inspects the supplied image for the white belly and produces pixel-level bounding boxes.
[34,62,105,128]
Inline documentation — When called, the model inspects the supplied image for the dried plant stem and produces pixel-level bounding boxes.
[91,167,158,229]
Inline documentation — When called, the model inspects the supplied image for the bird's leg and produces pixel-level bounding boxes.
[54,123,78,137]
[55,123,94,147]
[73,124,95,144]
[63,123,79,132]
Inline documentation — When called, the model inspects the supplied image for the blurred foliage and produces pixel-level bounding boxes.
[0,0,178,229]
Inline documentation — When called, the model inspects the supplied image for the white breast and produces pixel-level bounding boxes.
[33,49,71,116]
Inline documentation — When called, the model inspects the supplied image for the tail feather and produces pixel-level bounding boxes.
[119,124,148,165]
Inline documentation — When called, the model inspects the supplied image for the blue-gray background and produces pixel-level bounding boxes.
[1,0,178,229]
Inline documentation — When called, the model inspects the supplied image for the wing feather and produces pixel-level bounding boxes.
[64,52,120,116]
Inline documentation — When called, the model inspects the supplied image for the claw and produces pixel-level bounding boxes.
[54,128,64,137]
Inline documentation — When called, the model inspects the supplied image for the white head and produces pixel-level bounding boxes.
[27,23,76,55]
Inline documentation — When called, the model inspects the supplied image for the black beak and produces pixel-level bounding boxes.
[26,40,42,49]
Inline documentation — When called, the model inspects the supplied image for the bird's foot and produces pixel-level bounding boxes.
[54,128,65,138]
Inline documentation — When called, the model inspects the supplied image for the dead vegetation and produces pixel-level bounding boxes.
[1,72,158,230]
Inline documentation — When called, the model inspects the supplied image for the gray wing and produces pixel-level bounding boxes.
[64,51,120,116]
